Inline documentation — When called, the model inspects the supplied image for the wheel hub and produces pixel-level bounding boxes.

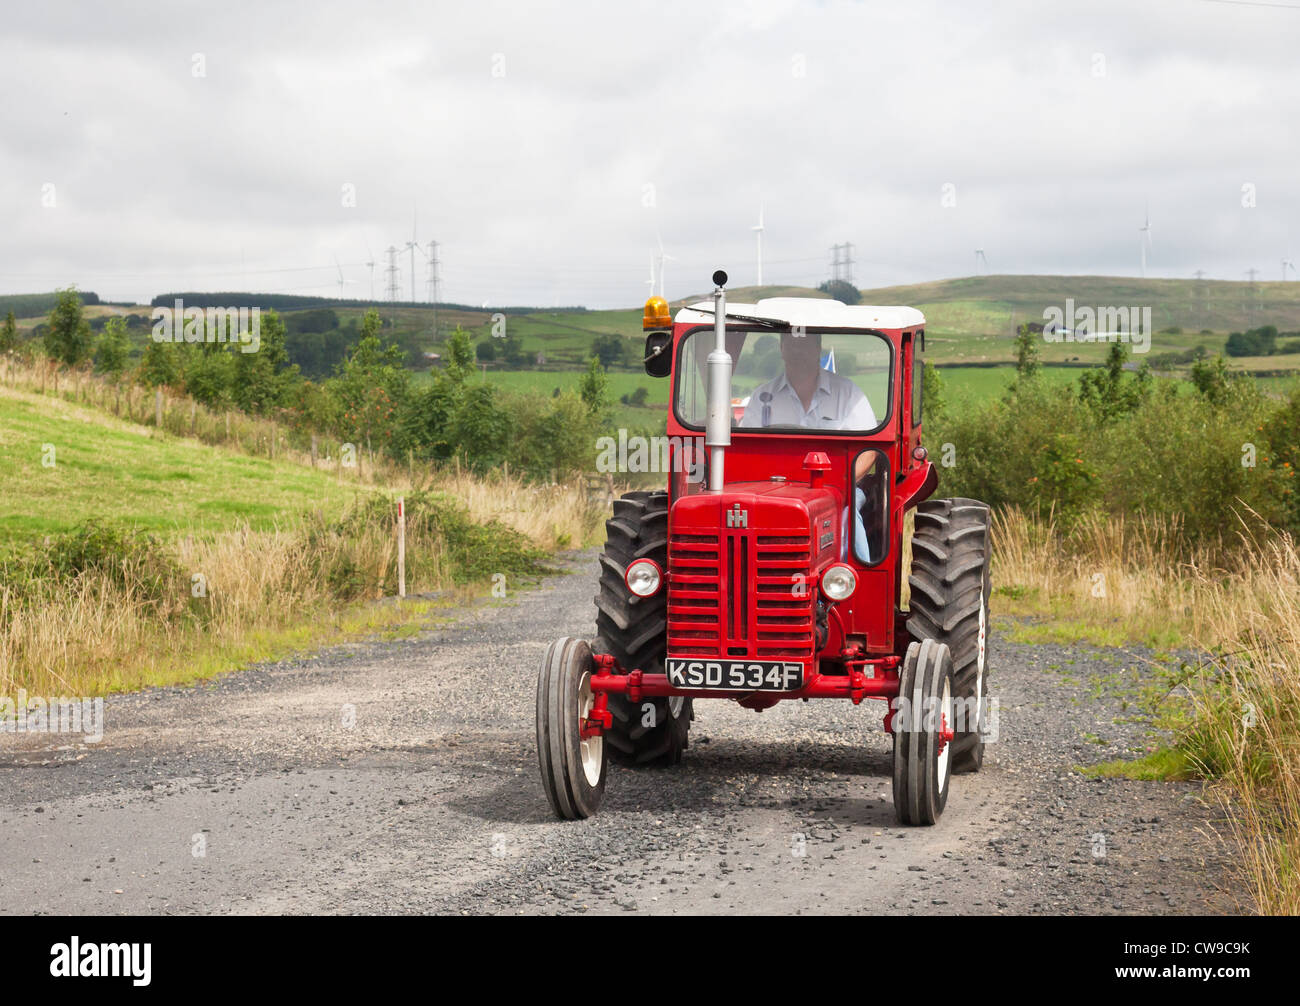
[577,673,603,787]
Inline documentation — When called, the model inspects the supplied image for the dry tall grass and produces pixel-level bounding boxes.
[990,507,1300,915]
[1196,532,1300,914]
[423,462,606,551]
[1,478,602,698]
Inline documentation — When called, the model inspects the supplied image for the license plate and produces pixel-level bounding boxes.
[665,658,804,692]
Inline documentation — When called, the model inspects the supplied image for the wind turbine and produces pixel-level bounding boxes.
[975,249,989,275]
[404,207,421,302]
[365,245,376,301]
[332,255,350,299]
[1282,259,1296,281]
[655,234,676,300]
[1139,209,1152,278]
[645,254,657,297]
[752,205,765,287]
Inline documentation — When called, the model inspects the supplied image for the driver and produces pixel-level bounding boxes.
[739,331,876,430]
[738,331,878,561]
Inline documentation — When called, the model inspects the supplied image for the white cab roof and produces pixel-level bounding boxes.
[675,297,925,330]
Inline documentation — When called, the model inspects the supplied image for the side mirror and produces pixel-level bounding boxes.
[644,330,672,377]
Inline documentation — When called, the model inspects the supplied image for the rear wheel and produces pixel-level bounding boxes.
[906,497,991,774]
[892,639,955,826]
[537,636,606,820]
[593,490,692,765]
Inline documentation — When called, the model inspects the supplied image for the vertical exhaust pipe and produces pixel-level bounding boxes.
[706,270,731,493]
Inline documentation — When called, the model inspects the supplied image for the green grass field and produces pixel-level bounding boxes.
[412,368,670,430]
[0,386,356,552]
[387,274,1300,378]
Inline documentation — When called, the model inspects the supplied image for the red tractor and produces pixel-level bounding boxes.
[537,270,992,825]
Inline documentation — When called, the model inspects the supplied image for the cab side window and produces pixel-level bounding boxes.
[911,333,924,427]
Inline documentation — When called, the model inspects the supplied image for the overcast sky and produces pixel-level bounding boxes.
[2,0,1298,308]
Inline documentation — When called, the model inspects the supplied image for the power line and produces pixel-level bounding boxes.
[828,243,854,284]
[1199,0,1300,9]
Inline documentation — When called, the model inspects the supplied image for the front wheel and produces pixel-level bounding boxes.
[892,639,955,826]
[537,637,607,820]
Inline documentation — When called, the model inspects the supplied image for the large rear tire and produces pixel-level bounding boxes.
[592,490,692,765]
[892,639,955,826]
[906,497,991,774]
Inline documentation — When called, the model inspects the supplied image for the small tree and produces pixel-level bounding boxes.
[452,383,513,469]
[1013,322,1040,379]
[475,339,497,363]
[1077,343,1150,421]
[44,287,93,366]
[922,361,945,418]
[330,308,409,448]
[578,355,608,416]
[94,316,131,377]
[233,309,299,414]
[443,325,475,384]
[183,346,236,408]
[139,337,178,387]
[0,310,16,353]
[1189,353,1234,407]
[591,333,625,369]
[817,279,861,305]
[500,333,528,367]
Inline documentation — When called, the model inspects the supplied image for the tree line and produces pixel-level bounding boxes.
[9,288,614,478]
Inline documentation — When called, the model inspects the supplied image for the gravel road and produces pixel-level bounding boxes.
[0,550,1236,915]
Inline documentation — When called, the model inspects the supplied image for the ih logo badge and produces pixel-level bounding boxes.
[726,504,748,528]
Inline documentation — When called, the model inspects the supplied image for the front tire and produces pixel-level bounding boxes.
[537,637,606,820]
[892,639,955,826]
[593,490,692,765]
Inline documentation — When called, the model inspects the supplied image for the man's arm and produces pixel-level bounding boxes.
[836,382,877,432]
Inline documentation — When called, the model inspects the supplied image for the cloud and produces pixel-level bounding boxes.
[2,0,1297,307]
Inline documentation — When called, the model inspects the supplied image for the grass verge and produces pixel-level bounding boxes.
[990,506,1300,914]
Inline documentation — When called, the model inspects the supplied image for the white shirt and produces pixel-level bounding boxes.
[739,368,877,430]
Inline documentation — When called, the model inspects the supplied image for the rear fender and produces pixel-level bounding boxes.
[896,459,938,515]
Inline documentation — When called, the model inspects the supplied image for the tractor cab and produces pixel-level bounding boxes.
[654,287,936,678]
[537,270,992,827]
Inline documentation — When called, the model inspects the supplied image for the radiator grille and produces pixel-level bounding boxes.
[667,529,815,661]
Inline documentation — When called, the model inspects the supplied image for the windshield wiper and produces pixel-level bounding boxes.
[687,306,790,330]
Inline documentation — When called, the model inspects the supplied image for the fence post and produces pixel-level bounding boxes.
[311,434,319,467]
[397,496,406,599]
[155,388,163,428]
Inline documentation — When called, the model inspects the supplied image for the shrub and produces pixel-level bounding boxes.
[2,521,183,611]
[452,383,513,470]
[94,316,131,377]
[931,366,1292,542]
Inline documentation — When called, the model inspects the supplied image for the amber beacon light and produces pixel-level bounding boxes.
[642,295,672,330]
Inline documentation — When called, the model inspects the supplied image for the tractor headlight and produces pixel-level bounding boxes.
[820,564,857,601]
[625,558,663,597]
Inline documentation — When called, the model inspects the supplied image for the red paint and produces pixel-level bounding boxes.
[604,321,935,714]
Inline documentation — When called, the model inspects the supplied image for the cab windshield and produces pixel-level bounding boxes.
[674,328,891,434]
